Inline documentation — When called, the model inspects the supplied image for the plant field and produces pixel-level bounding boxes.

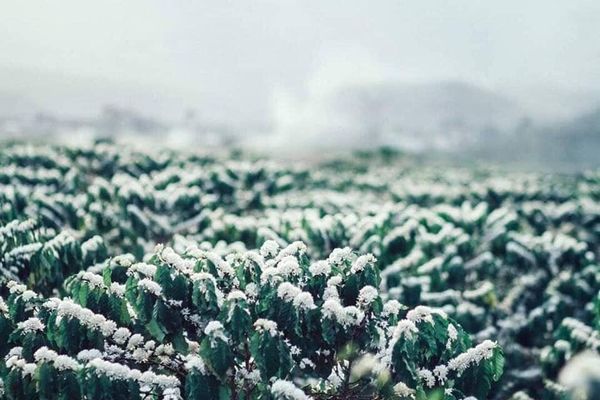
[0,143,598,399]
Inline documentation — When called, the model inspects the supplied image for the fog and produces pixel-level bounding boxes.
[2,1,600,159]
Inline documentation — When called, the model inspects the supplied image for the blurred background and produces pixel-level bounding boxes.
[1,1,600,168]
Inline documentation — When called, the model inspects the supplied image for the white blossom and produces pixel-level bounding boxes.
[0,298,8,315]
[54,355,81,371]
[447,340,498,376]
[357,285,378,307]
[393,382,416,398]
[271,379,312,400]
[260,240,280,258]
[309,260,331,277]
[351,254,376,273]
[76,349,103,362]
[326,276,342,287]
[277,256,301,277]
[446,324,458,349]
[299,358,316,370]
[254,319,279,336]
[112,327,132,345]
[128,262,157,277]
[204,321,228,343]
[20,290,38,302]
[22,363,36,376]
[34,347,58,363]
[406,306,446,325]
[322,299,364,327]
[77,271,105,289]
[418,368,436,388]
[328,248,352,266]
[227,290,247,302]
[109,282,126,297]
[245,283,258,299]
[277,282,301,301]
[293,292,316,310]
[17,317,45,333]
[392,320,419,340]
[8,281,26,294]
[184,355,207,373]
[127,334,145,349]
[322,286,339,301]
[137,279,163,296]
[382,300,403,317]
[433,365,448,384]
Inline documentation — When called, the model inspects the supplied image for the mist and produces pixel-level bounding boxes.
[2,1,600,162]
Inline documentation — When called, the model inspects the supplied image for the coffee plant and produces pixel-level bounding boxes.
[0,142,598,399]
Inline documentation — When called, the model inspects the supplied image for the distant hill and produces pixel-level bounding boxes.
[471,107,600,169]
[539,107,600,167]
[0,93,41,119]
[329,81,525,151]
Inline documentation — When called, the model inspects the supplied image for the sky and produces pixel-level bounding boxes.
[2,1,600,124]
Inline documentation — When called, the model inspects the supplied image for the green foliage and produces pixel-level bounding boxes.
[1,143,598,399]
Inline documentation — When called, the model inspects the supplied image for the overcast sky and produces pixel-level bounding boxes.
[2,1,600,123]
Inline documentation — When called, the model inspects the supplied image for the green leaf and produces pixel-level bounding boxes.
[78,284,90,307]
[37,363,58,400]
[250,331,293,380]
[58,371,82,400]
[173,331,189,354]
[489,346,505,381]
[200,337,233,381]
[185,370,220,400]
[147,317,166,342]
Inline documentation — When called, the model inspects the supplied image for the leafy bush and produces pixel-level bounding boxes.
[1,143,598,399]
[1,243,504,399]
